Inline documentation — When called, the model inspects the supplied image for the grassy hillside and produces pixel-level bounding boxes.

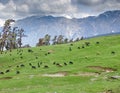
[0,35,120,93]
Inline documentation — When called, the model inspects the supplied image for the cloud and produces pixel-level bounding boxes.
[73,0,105,6]
[0,0,120,25]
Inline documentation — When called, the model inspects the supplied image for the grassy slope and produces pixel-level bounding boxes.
[0,35,120,93]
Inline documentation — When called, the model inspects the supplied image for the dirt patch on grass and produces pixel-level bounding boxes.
[0,77,12,80]
[42,71,99,77]
[42,71,68,77]
[72,72,98,77]
[87,66,117,72]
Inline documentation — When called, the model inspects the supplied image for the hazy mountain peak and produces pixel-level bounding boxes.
[14,10,120,46]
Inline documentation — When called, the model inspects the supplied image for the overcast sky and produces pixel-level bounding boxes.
[0,0,120,26]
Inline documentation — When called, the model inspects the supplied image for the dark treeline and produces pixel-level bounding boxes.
[36,34,84,46]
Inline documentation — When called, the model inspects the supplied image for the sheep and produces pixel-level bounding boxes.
[64,62,67,66]
[69,47,72,51]
[38,62,40,68]
[111,51,115,55]
[85,42,90,46]
[20,53,22,55]
[29,63,32,66]
[77,47,80,49]
[16,71,20,74]
[44,65,49,68]
[32,66,36,69]
[28,49,33,53]
[0,71,4,74]
[70,44,73,46]
[36,57,38,59]
[69,61,73,64]
[20,64,25,67]
[53,62,56,65]
[16,65,19,68]
[20,56,23,59]
[56,63,62,67]
[5,69,10,73]
[96,41,100,44]
[40,62,42,65]
[82,45,85,48]
[48,52,51,54]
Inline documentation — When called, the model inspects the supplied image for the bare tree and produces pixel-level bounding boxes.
[17,28,27,48]
[0,19,15,53]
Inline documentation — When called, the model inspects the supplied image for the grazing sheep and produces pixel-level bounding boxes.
[85,42,90,46]
[70,44,73,46]
[64,62,67,66]
[20,64,25,67]
[40,62,42,65]
[38,62,40,68]
[36,57,38,59]
[32,66,36,69]
[28,49,33,53]
[20,56,23,59]
[111,51,115,54]
[48,52,51,54]
[5,69,10,73]
[53,62,56,65]
[16,71,20,74]
[16,65,19,68]
[29,63,32,66]
[82,45,85,48]
[77,47,80,49]
[0,71,4,74]
[20,53,22,55]
[44,65,49,68]
[96,41,100,44]
[40,49,42,50]
[69,61,73,64]
[56,63,62,67]
[69,47,72,51]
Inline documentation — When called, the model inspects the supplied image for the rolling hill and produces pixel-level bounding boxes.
[0,34,120,93]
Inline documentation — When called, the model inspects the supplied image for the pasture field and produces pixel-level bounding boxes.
[0,35,120,93]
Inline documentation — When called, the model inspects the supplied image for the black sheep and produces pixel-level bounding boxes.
[111,51,115,55]
[53,62,56,65]
[32,66,36,69]
[5,69,10,73]
[29,63,32,66]
[77,47,80,49]
[16,71,20,74]
[38,62,40,68]
[69,47,72,51]
[64,62,67,66]
[20,64,25,67]
[28,49,33,53]
[96,42,100,44]
[69,61,73,64]
[44,65,49,68]
[0,71,4,74]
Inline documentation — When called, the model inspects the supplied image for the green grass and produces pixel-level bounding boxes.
[0,34,120,93]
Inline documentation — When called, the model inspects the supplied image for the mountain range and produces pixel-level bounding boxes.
[12,10,120,46]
